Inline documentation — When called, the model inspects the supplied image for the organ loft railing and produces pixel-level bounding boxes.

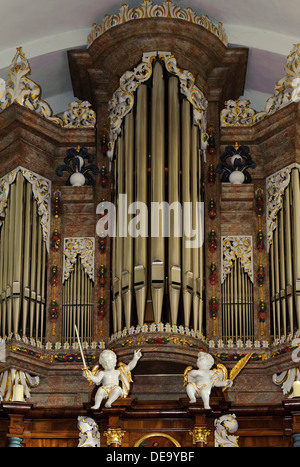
[0,168,50,341]
[109,56,206,337]
[267,165,300,341]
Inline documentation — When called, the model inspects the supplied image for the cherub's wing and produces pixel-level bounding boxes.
[118,362,133,396]
[183,366,193,387]
[91,364,100,376]
[212,363,228,387]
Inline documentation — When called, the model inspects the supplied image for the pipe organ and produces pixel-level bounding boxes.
[111,58,204,335]
[268,166,300,341]
[2,3,300,434]
[0,170,48,341]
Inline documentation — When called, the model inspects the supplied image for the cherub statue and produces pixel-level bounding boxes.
[84,349,142,409]
[184,351,232,409]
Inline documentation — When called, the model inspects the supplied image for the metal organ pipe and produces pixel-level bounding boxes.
[62,257,94,344]
[134,84,148,327]
[270,168,300,340]
[110,58,205,335]
[222,258,254,343]
[168,76,181,326]
[151,60,165,325]
[122,111,134,330]
[0,173,47,340]
[181,98,192,328]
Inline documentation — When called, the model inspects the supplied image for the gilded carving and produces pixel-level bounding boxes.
[0,167,51,251]
[62,101,96,128]
[63,237,95,282]
[266,164,300,249]
[107,51,207,160]
[220,44,300,127]
[87,1,227,48]
[0,47,62,125]
[221,236,253,283]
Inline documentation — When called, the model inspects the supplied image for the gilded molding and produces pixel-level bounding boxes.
[0,166,51,251]
[266,164,300,249]
[87,0,227,48]
[107,50,207,160]
[221,236,253,283]
[63,237,95,283]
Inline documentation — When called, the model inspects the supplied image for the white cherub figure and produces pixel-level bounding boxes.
[184,351,232,409]
[85,349,142,409]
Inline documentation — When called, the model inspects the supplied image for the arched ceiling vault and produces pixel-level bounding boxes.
[0,0,299,114]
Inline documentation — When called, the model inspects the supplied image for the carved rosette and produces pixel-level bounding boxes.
[221,236,253,283]
[0,166,51,251]
[63,237,95,283]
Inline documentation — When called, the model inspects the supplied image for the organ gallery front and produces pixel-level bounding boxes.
[0,1,300,448]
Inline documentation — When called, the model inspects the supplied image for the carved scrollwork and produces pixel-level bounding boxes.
[107,50,207,159]
[220,44,300,127]
[221,236,253,283]
[87,1,227,48]
[62,101,96,128]
[63,237,95,283]
[214,414,239,447]
[266,164,300,249]
[0,47,62,125]
[0,166,51,251]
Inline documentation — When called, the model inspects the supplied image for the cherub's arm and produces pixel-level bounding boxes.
[86,369,105,385]
[187,369,201,383]
[125,349,142,372]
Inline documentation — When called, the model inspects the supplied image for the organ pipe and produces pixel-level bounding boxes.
[151,60,165,324]
[62,257,94,344]
[168,76,181,325]
[0,173,47,340]
[270,167,300,339]
[222,258,254,342]
[181,98,192,328]
[122,111,134,329]
[134,84,148,327]
[111,58,205,334]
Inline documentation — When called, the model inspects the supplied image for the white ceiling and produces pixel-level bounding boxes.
[1,0,299,115]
